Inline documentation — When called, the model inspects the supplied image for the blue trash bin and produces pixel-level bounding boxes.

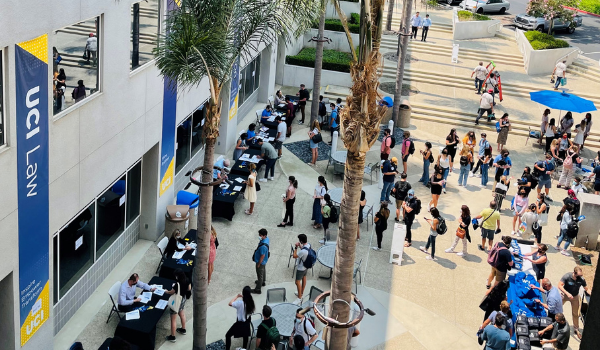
[176,191,199,230]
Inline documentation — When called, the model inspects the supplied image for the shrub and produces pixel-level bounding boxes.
[578,0,600,14]
[457,10,491,21]
[524,31,569,50]
[312,13,360,33]
[286,48,353,73]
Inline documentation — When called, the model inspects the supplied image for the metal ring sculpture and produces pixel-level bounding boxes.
[188,165,230,188]
[312,291,365,328]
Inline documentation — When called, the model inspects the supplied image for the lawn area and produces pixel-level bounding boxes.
[457,10,491,21]
[312,12,360,34]
[578,0,600,14]
[285,48,353,73]
[524,31,569,50]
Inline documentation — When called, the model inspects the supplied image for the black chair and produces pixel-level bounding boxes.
[266,288,287,305]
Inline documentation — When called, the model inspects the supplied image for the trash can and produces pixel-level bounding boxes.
[176,191,200,230]
[165,205,190,238]
[398,100,411,129]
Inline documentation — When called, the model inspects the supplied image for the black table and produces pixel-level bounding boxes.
[212,175,248,220]
[159,230,196,281]
[249,129,277,150]
[230,149,264,176]
[98,337,140,350]
[114,276,175,350]
[262,116,285,130]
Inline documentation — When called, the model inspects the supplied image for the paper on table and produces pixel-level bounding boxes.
[143,292,152,299]
[126,310,140,320]
[233,186,242,191]
[154,289,165,296]
[177,242,185,250]
[156,300,168,310]
[220,183,230,189]
[268,137,275,142]
[192,249,196,256]
[235,177,244,183]
[172,251,185,259]
[150,284,163,290]
[188,243,197,249]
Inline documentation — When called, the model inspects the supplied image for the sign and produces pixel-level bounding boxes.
[228,57,240,121]
[15,34,50,346]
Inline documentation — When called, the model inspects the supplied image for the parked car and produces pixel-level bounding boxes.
[438,0,462,5]
[513,13,583,34]
[460,0,510,14]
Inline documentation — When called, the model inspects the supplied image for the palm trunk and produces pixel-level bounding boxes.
[310,7,327,126]
[386,0,395,31]
[392,0,413,126]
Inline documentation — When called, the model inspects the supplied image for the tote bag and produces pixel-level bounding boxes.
[168,282,182,312]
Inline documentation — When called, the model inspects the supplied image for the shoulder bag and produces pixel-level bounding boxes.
[168,282,182,312]
[311,132,322,143]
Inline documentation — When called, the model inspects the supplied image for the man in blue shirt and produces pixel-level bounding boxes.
[531,278,563,321]
[213,158,230,179]
[261,105,274,122]
[421,14,432,42]
[380,157,398,203]
[471,133,490,177]
[492,149,512,184]
[410,12,423,39]
[251,229,270,294]
[329,103,339,145]
[535,152,555,201]
[481,313,511,350]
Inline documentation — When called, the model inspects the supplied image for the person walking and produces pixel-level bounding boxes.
[381,157,399,203]
[372,203,390,251]
[164,268,192,342]
[436,148,451,193]
[552,60,567,90]
[401,131,413,174]
[312,176,327,229]
[475,201,501,252]
[535,153,556,202]
[292,234,312,304]
[402,190,419,247]
[457,148,472,187]
[233,133,248,160]
[257,139,277,182]
[471,62,489,95]
[530,278,563,321]
[485,73,499,105]
[545,118,557,153]
[471,132,490,177]
[539,109,551,146]
[511,188,529,236]
[381,128,392,160]
[72,80,86,103]
[275,116,286,157]
[429,168,444,209]
[420,207,441,261]
[445,205,471,257]
[308,120,321,166]
[225,286,255,350]
[296,84,310,124]
[329,103,339,145]
[556,203,575,256]
[419,142,433,186]
[208,227,217,284]
[251,229,270,293]
[496,113,510,152]
[558,267,590,339]
[486,236,514,289]
[560,112,574,139]
[410,12,423,39]
[279,176,298,227]
[85,33,98,65]
[558,145,581,189]
[475,89,495,125]
[523,244,548,286]
[244,163,257,215]
[445,129,460,170]
[321,194,335,243]
[392,173,411,222]
[421,14,431,41]
[481,147,492,187]
[582,113,593,149]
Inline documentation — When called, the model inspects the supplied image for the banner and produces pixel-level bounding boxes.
[228,57,240,121]
[159,77,177,197]
[15,34,50,346]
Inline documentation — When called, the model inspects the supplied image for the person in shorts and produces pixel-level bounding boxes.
[473,200,501,252]
[535,152,556,201]
[165,268,192,342]
[292,234,311,304]
[486,236,513,289]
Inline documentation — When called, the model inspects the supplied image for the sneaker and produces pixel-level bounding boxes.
[395,218,400,222]
[298,121,304,125]
[457,252,465,257]
[259,178,267,182]
[166,335,176,343]
[292,298,303,305]
[554,246,561,250]
[308,163,315,167]
[419,246,427,253]
[457,184,462,187]
[469,172,474,178]
[545,196,553,202]
[443,189,447,194]
[511,231,516,235]
[561,250,571,256]
[478,244,485,251]
[426,255,434,260]
[319,239,325,244]
[268,177,274,181]
[475,174,482,178]
[176,328,187,335]
[294,292,299,297]
[371,247,381,251]
[480,184,487,188]
[445,248,454,253]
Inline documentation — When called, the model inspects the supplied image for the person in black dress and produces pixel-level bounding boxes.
[445,128,459,170]
[164,229,192,257]
[429,167,444,210]
[165,268,192,342]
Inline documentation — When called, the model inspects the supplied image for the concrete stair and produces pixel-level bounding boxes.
[568,60,600,84]
[388,16,453,34]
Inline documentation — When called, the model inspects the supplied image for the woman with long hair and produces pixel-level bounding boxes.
[462,131,476,158]
[573,120,586,150]
[165,229,192,257]
[457,147,472,187]
[556,203,575,256]
[233,133,248,160]
[545,118,557,153]
[208,226,217,284]
[429,167,444,209]
[523,244,548,286]
[279,176,298,227]
[312,176,327,229]
[244,163,257,215]
[308,120,321,166]
[535,193,549,244]
[225,286,255,350]
[372,203,390,251]
[419,142,433,186]
[446,205,471,256]
[519,204,539,240]
[482,280,510,319]
[539,109,551,146]
[445,128,459,170]
[560,111,574,139]
[582,113,593,149]
[549,138,560,161]
[481,147,492,187]
[496,113,511,151]
[437,148,451,193]
[421,207,441,260]
[321,194,335,243]
[511,188,529,236]
[558,145,581,189]
[357,190,366,241]
[165,268,192,342]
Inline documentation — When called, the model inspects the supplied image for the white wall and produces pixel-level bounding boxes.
[452,9,501,40]
[325,0,361,19]
[303,29,358,53]
[515,29,580,75]
[281,64,353,89]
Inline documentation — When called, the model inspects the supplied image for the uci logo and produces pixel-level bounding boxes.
[26,309,44,335]
[162,177,172,190]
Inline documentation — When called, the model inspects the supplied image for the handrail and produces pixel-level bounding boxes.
[555,49,581,66]
[487,21,502,34]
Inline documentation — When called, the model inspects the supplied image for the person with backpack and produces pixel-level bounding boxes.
[471,132,490,178]
[164,268,192,342]
[486,236,513,289]
[474,201,501,252]
[308,120,321,166]
[392,173,411,222]
[292,234,315,304]
[421,207,444,260]
[418,142,433,186]
[225,286,255,350]
[372,203,390,251]
[492,149,512,187]
[535,152,556,202]
[317,95,327,124]
[380,128,393,160]
[402,190,420,247]
[289,309,317,347]
[401,131,414,175]
[255,305,279,350]
[557,145,581,189]
[321,194,337,243]
[328,103,340,145]
[457,147,472,187]
[563,189,580,215]
[380,157,399,203]
[251,229,270,294]
[445,205,471,257]
[556,203,575,256]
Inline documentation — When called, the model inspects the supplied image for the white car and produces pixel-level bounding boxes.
[460,0,510,14]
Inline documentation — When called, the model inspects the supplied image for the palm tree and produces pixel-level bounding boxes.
[325,0,387,348]
[154,1,319,348]
[310,1,327,125]
[392,0,414,126]
[386,0,395,31]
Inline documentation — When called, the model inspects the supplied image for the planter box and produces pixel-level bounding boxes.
[452,9,501,40]
[515,29,580,75]
[303,29,359,53]
[281,64,352,88]
[325,1,360,19]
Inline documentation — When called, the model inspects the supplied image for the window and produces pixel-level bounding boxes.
[175,119,192,174]
[126,162,142,226]
[95,175,126,257]
[52,16,101,115]
[238,54,261,107]
[191,104,207,156]
[0,52,4,146]
[131,0,160,70]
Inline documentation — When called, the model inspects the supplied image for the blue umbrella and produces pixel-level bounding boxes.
[529,90,597,113]
[380,96,394,107]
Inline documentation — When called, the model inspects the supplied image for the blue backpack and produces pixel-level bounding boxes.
[302,246,317,269]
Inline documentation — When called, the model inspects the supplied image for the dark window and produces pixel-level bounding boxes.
[96,175,126,257]
[238,65,247,106]
[238,53,261,107]
[126,162,142,226]
[191,105,206,156]
[53,235,58,304]
[131,0,160,70]
[254,54,261,94]
[58,204,95,298]
[175,118,192,174]
[0,52,4,146]
[52,16,101,115]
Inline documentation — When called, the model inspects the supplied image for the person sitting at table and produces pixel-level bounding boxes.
[261,105,274,122]
[213,158,230,180]
[117,273,156,312]
[247,123,257,144]
[274,90,285,106]
[165,268,192,343]
[233,133,248,160]
[225,286,255,350]
[255,305,276,350]
[289,309,317,347]
[165,229,192,258]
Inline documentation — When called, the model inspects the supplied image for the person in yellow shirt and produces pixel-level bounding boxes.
[473,201,501,252]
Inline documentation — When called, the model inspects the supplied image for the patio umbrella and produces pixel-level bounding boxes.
[380,96,394,107]
[529,90,597,113]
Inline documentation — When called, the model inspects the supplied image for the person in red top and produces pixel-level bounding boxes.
[381,128,392,160]
[285,97,295,137]
[401,131,412,175]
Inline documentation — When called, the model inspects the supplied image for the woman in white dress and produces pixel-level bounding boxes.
[582,113,593,149]
[573,120,586,151]
[539,109,550,146]
[244,163,257,215]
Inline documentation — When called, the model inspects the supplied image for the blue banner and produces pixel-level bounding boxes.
[15,34,50,346]
[159,77,177,196]
[228,57,240,121]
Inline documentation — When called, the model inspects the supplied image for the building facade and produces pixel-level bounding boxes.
[0,1,275,349]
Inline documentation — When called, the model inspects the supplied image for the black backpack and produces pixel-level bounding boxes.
[328,205,338,223]
[387,135,396,148]
[413,198,422,215]
[567,221,579,238]
[393,181,411,200]
[459,155,469,166]
[436,217,447,235]
[318,102,327,116]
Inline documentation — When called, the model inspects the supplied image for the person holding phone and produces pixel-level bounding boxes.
[420,207,441,261]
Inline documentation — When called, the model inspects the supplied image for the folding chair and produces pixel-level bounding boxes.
[362,205,374,231]
[107,281,123,323]
[353,259,363,294]
[268,96,274,108]
[155,237,169,273]
[526,126,541,146]
[249,312,264,343]
[266,288,287,305]
[363,163,379,184]
[256,109,264,125]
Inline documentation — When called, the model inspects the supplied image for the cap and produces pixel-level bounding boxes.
[488,88,493,93]
[562,134,568,138]
[481,133,487,137]
[391,157,398,163]
[407,189,415,196]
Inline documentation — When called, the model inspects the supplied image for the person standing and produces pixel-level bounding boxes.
[539,109,551,146]
[85,33,98,65]
[445,129,459,170]
[164,268,192,342]
[582,112,593,149]
[436,148,451,193]
[329,103,339,145]
[251,229,270,293]
[471,132,490,177]
[523,244,548,286]
[486,236,514,289]
[558,267,590,339]
[585,156,600,194]
[296,84,310,124]
[421,14,431,41]
[419,142,433,186]
[535,153,556,202]
[410,12,423,39]
[72,80,86,103]
[560,112,574,139]
[402,190,418,247]
[233,133,248,160]
[481,147,492,187]
[558,145,581,189]
[225,286,255,350]
[421,207,441,261]
[479,301,514,338]
[279,176,298,227]
[317,95,327,124]
[475,89,495,125]
[292,234,312,304]
[275,116,286,157]
[321,194,334,243]
[392,173,411,222]
[380,157,398,203]
[244,163,257,215]
[493,149,512,186]
[380,128,392,160]
[573,120,585,150]
[208,227,217,284]
[401,131,412,175]
[511,188,529,236]
[258,139,277,182]
[429,168,444,209]
[538,313,571,348]
[530,278,563,321]
[357,190,366,241]
[308,120,321,166]
[480,314,511,350]
[545,118,557,153]
[496,113,510,152]
[286,97,295,136]
[446,205,471,256]
[552,60,567,90]
[519,204,539,240]
[457,148,472,187]
[312,176,327,229]
[471,62,489,95]
[372,203,390,251]
[475,201,501,252]
[556,203,575,256]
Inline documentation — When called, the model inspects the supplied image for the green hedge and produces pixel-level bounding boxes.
[524,31,570,50]
[457,10,491,21]
[286,48,353,73]
[312,12,360,34]
[578,0,600,14]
